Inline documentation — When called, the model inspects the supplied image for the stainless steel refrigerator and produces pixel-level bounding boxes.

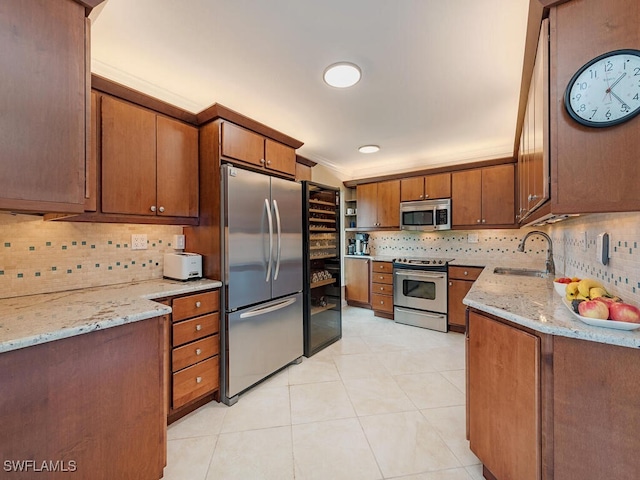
[220,164,303,405]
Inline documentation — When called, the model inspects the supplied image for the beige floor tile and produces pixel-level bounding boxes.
[292,418,382,480]
[205,426,294,480]
[290,380,356,424]
[465,464,485,480]
[343,376,416,416]
[421,406,480,467]
[333,352,388,380]
[220,385,291,433]
[288,355,341,385]
[360,411,461,478]
[361,333,415,352]
[440,369,466,394]
[390,467,474,479]
[376,349,438,375]
[395,372,465,409]
[163,435,217,480]
[167,401,228,440]
[425,345,466,372]
[323,335,372,356]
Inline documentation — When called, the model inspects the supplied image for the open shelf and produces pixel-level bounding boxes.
[310,278,337,288]
[310,302,338,316]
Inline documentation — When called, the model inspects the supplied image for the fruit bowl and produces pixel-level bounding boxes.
[562,298,640,331]
[553,281,567,296]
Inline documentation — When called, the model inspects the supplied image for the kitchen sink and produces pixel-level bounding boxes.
[493,267,549,278]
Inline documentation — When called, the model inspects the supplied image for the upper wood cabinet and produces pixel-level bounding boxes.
[101,96,198,218]
[356,180,400,229]
[400,173,451,202]
[452,164,515,227]
[0,0,89,214]
[221,122,296,177]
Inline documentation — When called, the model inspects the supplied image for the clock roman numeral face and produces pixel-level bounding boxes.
[565,50,640,127]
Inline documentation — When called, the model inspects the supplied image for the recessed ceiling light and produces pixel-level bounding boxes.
[358,145,380,154]
[323,62,361,88]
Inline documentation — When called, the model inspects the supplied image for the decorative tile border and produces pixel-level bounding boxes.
[0,214,183,299]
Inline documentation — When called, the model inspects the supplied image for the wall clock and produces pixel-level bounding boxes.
[564,49,640,127]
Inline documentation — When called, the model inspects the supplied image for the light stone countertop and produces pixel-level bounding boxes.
[464,263,640,349]
[0,278,222,354]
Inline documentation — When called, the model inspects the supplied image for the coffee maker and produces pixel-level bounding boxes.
[355,233,370,255]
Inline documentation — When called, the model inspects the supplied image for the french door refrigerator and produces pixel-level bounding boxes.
[221,164,303,406]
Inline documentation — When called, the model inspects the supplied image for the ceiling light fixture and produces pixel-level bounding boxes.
[358,145,380,154]
[323,62,361,88]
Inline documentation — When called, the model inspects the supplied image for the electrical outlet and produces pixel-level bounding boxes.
[467,233,479,244]
[131,234,148,250]
[173,234,185,250]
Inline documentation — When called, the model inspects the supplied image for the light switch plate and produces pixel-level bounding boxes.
[467,233,479,243]
[131,234,148,250]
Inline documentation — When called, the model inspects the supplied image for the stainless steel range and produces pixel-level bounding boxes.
[393,257,454,332]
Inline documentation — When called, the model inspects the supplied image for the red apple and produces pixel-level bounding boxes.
[608,303,640,323]
[554,277,572,284]
[593,296,617,306]
[578,300,609,320]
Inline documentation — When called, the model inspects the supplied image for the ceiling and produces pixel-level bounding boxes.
[90,0,530,181]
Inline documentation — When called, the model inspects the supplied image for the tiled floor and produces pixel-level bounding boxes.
[164,306,483,480]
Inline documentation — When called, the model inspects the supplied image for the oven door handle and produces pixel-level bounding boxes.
[394,270,445,280]
[395,307,446,319]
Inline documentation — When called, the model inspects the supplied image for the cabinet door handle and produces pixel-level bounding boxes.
[476,219,481,223]
[195,301,201,308]
[260,158,266,164]
[196,324,202,331]
[266,160,271,165]
[449,282,452,286]
[158,206,165,213]
[419,194,424,199]
[196,376,202,384]
[424,194,429,198]
[150,205,157,212]
[482,219,486,223]
[196,348,202,355]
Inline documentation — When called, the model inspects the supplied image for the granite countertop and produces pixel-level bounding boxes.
[464,263,640,349]
[0,278,222,354]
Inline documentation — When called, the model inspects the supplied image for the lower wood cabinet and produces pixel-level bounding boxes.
[345,257,371,307]
[447,266,483,331]
[371,261,394,319]
[166,289,220,422]
[467,310,540,480]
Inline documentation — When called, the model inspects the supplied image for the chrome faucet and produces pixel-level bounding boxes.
[517,230,555,275]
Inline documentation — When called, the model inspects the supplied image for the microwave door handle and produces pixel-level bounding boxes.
[272,199,281,280]
[265,198,273,282]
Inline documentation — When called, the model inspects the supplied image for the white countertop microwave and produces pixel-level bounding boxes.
[400,198,451,231]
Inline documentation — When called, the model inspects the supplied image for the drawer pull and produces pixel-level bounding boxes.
[196,348,202,355]
[196,324,202,331]
[195,301,201,308]
[196,376,202,384]
[464,271,468,276]
[380,301,384,305]
[379,276,384,280]
[380,287,384,291]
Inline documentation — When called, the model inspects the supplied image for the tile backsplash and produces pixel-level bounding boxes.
[0,213,183,299]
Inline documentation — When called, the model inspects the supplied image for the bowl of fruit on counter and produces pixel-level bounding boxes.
[553,276,580,296]
[560,278,640,330]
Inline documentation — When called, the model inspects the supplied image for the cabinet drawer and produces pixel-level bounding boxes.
[449,266,483,281]
[172,313,219,347]
[172,335,219,372]
[372,272,393,284]
[372,261,393,274]
[172,291,219,322]
[371,293,394,313]
[172,356,219,409]
[372,283,393,295]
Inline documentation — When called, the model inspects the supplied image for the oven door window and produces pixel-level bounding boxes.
[402,278,436,300]
[401,209,434,227]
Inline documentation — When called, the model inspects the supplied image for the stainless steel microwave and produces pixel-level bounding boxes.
[400,198,451,231]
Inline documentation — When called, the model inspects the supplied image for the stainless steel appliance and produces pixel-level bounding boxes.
[355,232,369,255]
[400,198,451,231]
[221,164,303,405]
[393,257,453,332]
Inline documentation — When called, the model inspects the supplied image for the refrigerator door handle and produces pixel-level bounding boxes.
[265,198,273,283]
[273,199,282,280]
[239,297,297,319]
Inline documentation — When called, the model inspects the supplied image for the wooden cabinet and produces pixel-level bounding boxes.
[345,257,371,307]
[0,0,91,214]
[518,19,549,223]
[168,289,220,420]
[400,173,451,201]
[356,180,400,228]
[101,95,199,219]
[447,266,483,331]
[0,317,166,480]
[221,121,296,176]
[467,310,540,480]
[451,164,515,227]
[371,261,394,319]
